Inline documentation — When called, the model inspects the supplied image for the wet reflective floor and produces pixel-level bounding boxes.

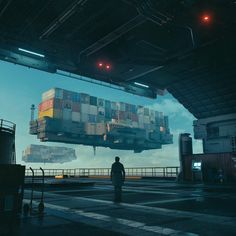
[1,178,236,236]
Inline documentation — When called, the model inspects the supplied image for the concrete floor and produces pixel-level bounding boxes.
[1,178,236,236]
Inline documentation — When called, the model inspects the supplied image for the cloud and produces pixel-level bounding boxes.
[148,98,194,121]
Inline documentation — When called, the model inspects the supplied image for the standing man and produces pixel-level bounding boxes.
[110,156,125,202]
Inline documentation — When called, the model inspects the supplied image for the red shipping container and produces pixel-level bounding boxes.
[39,99,52,112]
[38,98,62,112]
[72,102,80,112]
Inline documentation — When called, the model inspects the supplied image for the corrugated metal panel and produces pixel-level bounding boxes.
[98,98,105,107]
[90,105,98,115]
[42,88,63,101]
[118,111,125,120]
[111,110,118,119]
[72,102,80,112]
[143,116,150,124]
[132,122,139,128]
[88,114,97,123]
[62,100,72,109]
[81,113,88,122]
[81,104,90,113]
[144,108,149,116]
[90,96,97,106]
[38,108,62,119]
[131,113,138,122]
[137,106,144,114]
[98,107,105,116]
[62,108,72,120]
[96,123,106,135]
[111,102,117,110]
[38,98,62,112]
[72,93,80,102]
[117,102,126,111]
[97,115,105,122]
[80,93,90,104]
[85,123,96,135]
[72,112,80,122]
[63,90,73,100]
[105,100,111,108]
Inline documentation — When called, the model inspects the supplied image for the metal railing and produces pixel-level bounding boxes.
[25,167,179,178]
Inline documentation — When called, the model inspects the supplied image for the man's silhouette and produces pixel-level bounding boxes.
[110,156,125,202]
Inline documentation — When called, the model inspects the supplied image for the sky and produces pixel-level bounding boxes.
[0,60,202,169]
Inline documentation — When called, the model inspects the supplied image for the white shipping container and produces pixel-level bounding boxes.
[81,104,90,114]
[63,108,72,120]
[81,113,88,122]
[72,112,80,122]
[90,105,98,115]
[42,88,63,101]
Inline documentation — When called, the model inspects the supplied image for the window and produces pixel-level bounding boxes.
[207,127,219,138]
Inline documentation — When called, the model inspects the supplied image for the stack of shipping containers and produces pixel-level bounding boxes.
[35,88,172,149]
[22,144,77,163]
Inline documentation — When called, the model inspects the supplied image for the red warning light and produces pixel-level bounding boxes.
[106,64,111,70]
[202,15,210,23]
[98,62,103,67]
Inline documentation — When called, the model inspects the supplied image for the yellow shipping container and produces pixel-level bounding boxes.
[38,108,62,119]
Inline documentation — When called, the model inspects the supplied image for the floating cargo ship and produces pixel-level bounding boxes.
[30,88,173,152]
[22,144,77,163]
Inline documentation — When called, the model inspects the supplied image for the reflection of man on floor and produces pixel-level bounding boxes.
[110,156,125,202]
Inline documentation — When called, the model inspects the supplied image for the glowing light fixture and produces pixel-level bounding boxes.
[134,82,149,88]
[18,48,45,58]
[106,64,111,69]
[202,14,210,23]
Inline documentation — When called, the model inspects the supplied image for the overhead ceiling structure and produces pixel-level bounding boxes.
[0,0,235,119]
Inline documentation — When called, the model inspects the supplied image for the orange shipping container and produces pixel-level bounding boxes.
[38,108,62,119]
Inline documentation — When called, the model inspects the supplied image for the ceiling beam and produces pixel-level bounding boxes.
[0,0,12,18]
[39,0,88,39]
[79,14,146,61]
